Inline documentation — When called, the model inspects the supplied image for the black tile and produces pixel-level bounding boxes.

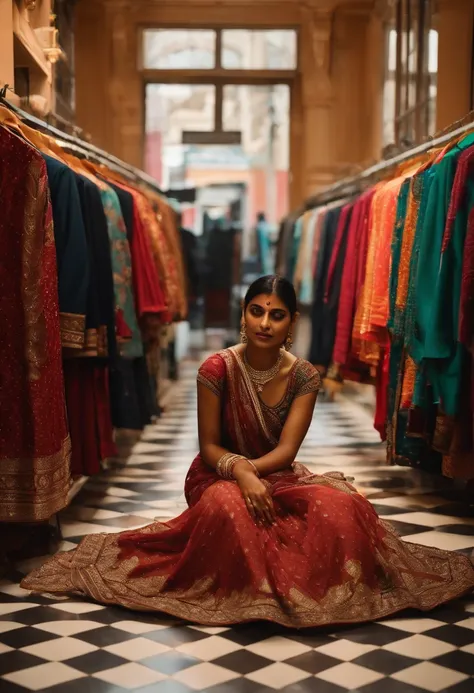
[333,623,407,646]
[0,626,60,649]
[140,651,200,674]
[285,631,336,649]
[65,650,129,674]
[143,627,208,647]
[74,627,137,647]
[436,525,474,536]
[432,650,474,676]
[383,520,431,536]
[0,650,47,675]
[0,680,33,693]
[43,679,128,693]
[285,681,347,693]
[353,649,418,675]
[442,681,474,693]
[1,605,75,625]
[285,651,342,674]
[206,680,270,693]
[369,504,422,516]
[429,604,470,624]
[213,650,273,675]
[222,623,285,646]
[425,625,474,647]
[431,503,474,519]
[358,680,426,693]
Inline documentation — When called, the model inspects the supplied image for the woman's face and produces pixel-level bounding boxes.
[244,292,293,350]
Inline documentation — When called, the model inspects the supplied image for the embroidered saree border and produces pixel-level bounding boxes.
[60,312,86,350]
[0,436,71,522]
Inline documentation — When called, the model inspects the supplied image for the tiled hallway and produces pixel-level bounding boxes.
[1,361,474,693]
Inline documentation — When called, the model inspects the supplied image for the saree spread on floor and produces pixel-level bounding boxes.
[23,348,474,627]
[283,133,474,481]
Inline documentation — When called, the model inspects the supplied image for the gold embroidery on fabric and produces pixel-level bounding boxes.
[22,160,48,381]
[21,521,474,628]
[60,312,86,349]
[0,436,71,522]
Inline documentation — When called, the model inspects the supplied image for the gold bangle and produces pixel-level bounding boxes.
[246,460,260,477]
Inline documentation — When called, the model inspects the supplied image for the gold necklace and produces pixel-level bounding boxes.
[243,349,284,393]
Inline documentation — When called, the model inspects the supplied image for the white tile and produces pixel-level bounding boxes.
[0,602,38,615]
[316,639,378,661]
[173,662,239,689]
[0,582,32,598]
[111,620,169,634]
[60,521,109,538]
[380,511,474,527]
[392,662,468,692]
[34,620,102,636]
[461,642,474,655]
[316,662,384,689]
[94,662,166,689]
[401,531,474,551]
[22,637,98,661]
[177,635,241,661]
[377,617,445,633]
[104,637,170,660]
[247,662,311,689]
[0,643,13,654]
[4,662,85,690]
[0,621,25,633]
[457,617,474,630]
[464,601,474,614]
[190,626,230,635]
[383,634,456,659]
[50,601,106,614]
[65,507,124,521]
[246,636,311,661]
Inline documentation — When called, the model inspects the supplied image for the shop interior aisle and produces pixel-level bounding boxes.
[0,361,473,693]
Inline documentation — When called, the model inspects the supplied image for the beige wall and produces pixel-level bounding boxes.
[74,0,384,209]
[436,0,474,131]
[73,0,474,208]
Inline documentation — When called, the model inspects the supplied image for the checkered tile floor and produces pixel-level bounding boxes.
[1,361,473,692]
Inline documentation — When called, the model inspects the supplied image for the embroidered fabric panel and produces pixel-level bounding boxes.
[294,360,322,398]
[197,353,226,397]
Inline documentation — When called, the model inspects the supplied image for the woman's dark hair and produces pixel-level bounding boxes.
[244,275,298,318]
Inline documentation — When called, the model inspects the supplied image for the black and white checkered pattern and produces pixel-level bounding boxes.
[1,361,473,692]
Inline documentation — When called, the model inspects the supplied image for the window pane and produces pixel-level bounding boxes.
[145,84,215,187]
[221,30,297,70]
[143,30,215,69]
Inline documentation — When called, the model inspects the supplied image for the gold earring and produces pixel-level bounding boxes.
[240,321,248,344]
[284,331,293,352]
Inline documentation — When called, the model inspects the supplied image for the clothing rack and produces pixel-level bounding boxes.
[0,94,165,197]
[300,118,474,213]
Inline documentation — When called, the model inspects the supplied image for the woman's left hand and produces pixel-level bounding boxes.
[233,462,276,525]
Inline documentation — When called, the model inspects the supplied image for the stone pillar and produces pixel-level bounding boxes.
[299,3,338,196]
[436,0,474,130]
[0,0,14,91]
[104,0,143,165]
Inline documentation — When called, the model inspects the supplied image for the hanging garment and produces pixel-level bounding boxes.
[43,154,89,350]
[23,347,474,626]
[308,206,342,368]
[0,127,71,521]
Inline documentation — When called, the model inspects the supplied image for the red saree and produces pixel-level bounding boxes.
[0,127,71,522]
[23,348,474,626]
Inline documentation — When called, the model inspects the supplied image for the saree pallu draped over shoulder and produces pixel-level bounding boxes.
[22,348,474,627]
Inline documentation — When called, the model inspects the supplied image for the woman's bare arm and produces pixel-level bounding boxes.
[251,391,318,477]
[197,382,233,469]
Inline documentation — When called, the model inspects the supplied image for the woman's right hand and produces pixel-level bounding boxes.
[233,462,276,525]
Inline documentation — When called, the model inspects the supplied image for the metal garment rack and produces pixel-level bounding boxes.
[301,118,474,212]
[0,94,165,196]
